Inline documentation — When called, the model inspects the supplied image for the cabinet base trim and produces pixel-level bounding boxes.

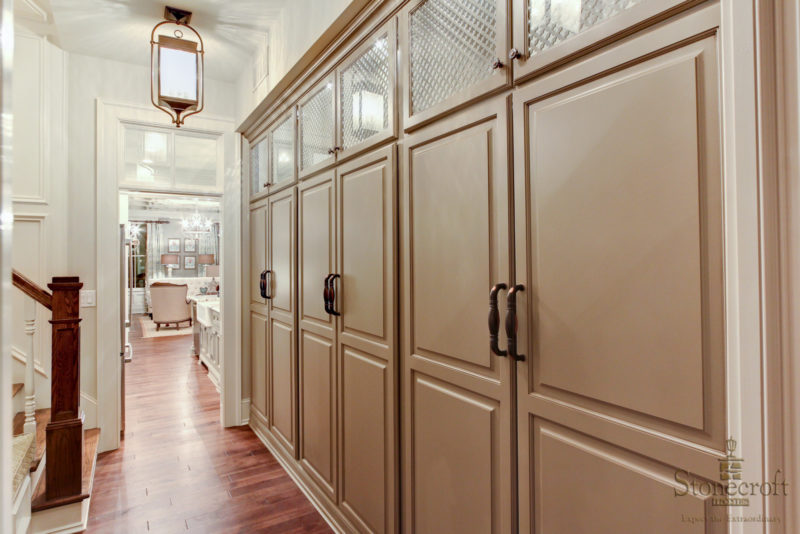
[249,406,356,534]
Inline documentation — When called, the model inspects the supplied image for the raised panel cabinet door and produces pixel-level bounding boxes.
[336,145,397,534]
[399,0,510,130]
[268,187,298,456]
[401,96,514,534]
[298,171,338,500]
[513,9,726,533]
[299,75,337,178]
[249,202,267,305]
[250,311,268,418]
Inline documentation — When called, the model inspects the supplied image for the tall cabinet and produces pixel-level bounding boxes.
[243,1,761,533]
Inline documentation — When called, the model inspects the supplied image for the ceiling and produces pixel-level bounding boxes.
[20,0,287,82]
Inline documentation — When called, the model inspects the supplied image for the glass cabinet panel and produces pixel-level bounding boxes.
[339,32,391,151]
[270,115,295,184]
[250,137,268,195]
[409,0,498,114]
[299,78,335,173]
[527,0,643,56]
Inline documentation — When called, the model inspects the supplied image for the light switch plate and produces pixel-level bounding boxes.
[79,289,96,308]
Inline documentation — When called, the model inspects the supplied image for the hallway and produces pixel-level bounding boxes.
[86,318,331,533]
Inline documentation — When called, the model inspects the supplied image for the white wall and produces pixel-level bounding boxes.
[66,53,236,423]
[235,0,352,126]
[10,27,68,411]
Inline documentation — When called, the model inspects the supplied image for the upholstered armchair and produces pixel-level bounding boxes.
[150,282,192,330]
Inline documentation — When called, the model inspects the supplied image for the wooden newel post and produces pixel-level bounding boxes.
[46,276,84,502]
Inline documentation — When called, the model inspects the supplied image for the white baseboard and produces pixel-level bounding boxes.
[80,392,97,429]
[240,398,250,425]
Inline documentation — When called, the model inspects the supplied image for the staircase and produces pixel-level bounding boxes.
[10,270,101,534]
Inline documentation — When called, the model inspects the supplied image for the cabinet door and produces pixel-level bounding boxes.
[513,9,726,533]
[510,0,694,82]
[402,95,514,534]
[299,75,337,178]
[249,136,269,197]
[249,201,267,305]
[399,0,509,130]
[250,311,268,418]
[337,145,397,534]
[298,170,338,500]
[268,111,297,193]
[268,187,298,457]
[336,20,397,162]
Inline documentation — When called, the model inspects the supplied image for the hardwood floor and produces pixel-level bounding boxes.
[87,315,332,533]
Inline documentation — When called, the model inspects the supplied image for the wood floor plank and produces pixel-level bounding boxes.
[86,315,331,533]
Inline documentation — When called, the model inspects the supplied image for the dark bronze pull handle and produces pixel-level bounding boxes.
[489,283,508,356]
[264,270,273,299]
[329,274,341,316]
[323,274,333,314]
[506,284,525,361]
[260,270,267,299]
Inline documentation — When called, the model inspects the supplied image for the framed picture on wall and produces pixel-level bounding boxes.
[167,238,180,253]
[184,238,196,252]
[184,256,196,270]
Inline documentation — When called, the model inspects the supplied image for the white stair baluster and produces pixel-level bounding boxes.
[23,296,36,435]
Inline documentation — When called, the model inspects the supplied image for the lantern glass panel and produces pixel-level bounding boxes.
[159,46,198,102]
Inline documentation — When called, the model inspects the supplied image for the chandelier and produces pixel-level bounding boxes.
[150,6,204,127]
[181,211,213,236]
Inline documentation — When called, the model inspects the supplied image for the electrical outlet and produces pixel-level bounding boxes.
[79,289,96,308]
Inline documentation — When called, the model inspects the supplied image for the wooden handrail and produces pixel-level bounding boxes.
[12,269,52,310]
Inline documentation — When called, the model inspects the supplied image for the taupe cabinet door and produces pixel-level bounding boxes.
[268,187,298,457]
[298,170,338,499]
[513,8,726,533]
[401,95,514,534]
[249,201,269,418]
[298,145,398,533]
[250,202,267,306]
[337,146,397,534]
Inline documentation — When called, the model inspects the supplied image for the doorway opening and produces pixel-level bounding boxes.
[120,192,223,433]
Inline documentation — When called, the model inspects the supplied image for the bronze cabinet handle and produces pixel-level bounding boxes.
[260,270,267,299]
[265,270,273,299]
[508,48,522,60]
[329,274,341,316]
[491,57,504,70]
[506,284,525,361]
[489,283,508,356]
[323,274,333,314]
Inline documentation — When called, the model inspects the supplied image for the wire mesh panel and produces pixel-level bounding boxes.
[528,0,642,56]
[339,33,391,150]
[271,115,295,184]
[409,0,497,115]
[250,137,268,195]
[300,81,335,171]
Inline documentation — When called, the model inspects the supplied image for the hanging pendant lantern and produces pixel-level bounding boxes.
[150,6,204,127]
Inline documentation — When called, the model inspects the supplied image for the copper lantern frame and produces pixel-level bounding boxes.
[150,8,205,127]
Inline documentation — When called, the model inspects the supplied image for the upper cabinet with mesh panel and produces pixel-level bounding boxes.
[299,74,337,178]
[510,0,694,82]
[400,0,510,129]
[337,20,397,161]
